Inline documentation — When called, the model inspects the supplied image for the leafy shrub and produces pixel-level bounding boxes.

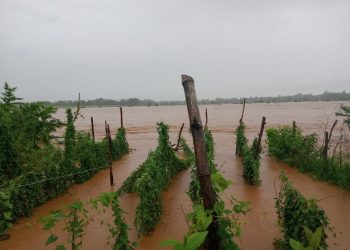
[235,122,262,185]
[266,126,350,188]
[119,122,190,235]
[275,173,329,250]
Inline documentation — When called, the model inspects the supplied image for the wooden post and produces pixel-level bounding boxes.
[91,117,95,143]
[120,107,124,128]
[105,122,114,186]
[181,74,219,250]
[205,108,208,129]
[175,122,185,151]
[256,116,266,158]
[239,98,246,123]
[292,121,296,136]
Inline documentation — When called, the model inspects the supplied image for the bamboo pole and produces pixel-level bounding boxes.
[181,74,219,250]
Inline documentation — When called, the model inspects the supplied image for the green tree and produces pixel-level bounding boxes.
[20,103,63,148]
[1,82,22,106]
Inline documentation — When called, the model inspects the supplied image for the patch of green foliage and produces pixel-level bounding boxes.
[0,83,129,235]
[235,122,262,185]
[235,122,248,157]
[289,226,325,250]
[275,173,329,250]
[161,231,209,250]
[266,126,350,188]
[41,192,136,250]
[118,122,190,235]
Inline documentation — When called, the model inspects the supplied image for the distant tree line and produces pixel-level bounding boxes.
[44,90,350,108]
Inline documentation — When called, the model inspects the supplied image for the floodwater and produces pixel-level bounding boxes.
[1,102,350,250]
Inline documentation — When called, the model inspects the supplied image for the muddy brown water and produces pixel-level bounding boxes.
[1,102,350,250]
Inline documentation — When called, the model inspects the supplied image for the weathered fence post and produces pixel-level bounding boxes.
[120,107,124,128]
[175,122,185,151]
[256,116,266,158]
[105,122,114,186]
[91,117,95,143]
[181,74,219,250]
[205,108,208,129]
[292,121,296,136]
[239,98,246,123]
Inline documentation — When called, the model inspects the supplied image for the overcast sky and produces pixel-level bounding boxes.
[0,0,349,101]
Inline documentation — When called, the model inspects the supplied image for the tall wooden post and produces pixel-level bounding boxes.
[256,116,266,158]
[120,107,124,128]
[175,122,185,151]
[181,74,219,250]
[239,98,246,123]
[205,108,208,129]
[105,122,114,186]
[91,117,95,143]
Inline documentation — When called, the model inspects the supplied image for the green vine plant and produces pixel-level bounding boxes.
[41,192,136,250]
[275,172,331,250]
[266,125,350,189]
[118,122,190,235]
[235,122,262,185]
[181,126,250,249]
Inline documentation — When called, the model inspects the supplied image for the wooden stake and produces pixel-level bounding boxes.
[175,123,185,151]
[91,117,95,143]
[120,107,124,128]
[105,123,114,186]
[292,121,296,136]
[205,108,208,129]
[239,98,246,123]
[256,116,266,158]
[181,74,219,250]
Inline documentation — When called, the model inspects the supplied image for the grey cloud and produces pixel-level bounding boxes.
[0,0,349,101]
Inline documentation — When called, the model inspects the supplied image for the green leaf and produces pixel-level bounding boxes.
[310,226,323,248]
[45,234,58,245]
[185,231,208,250]
[303,226,313,244]
[55,245,67,250]
[160,239,184,249]
[289,238,304,250]
[3,211,12,220]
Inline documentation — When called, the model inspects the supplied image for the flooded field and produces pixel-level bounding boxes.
[1,101,350,250]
